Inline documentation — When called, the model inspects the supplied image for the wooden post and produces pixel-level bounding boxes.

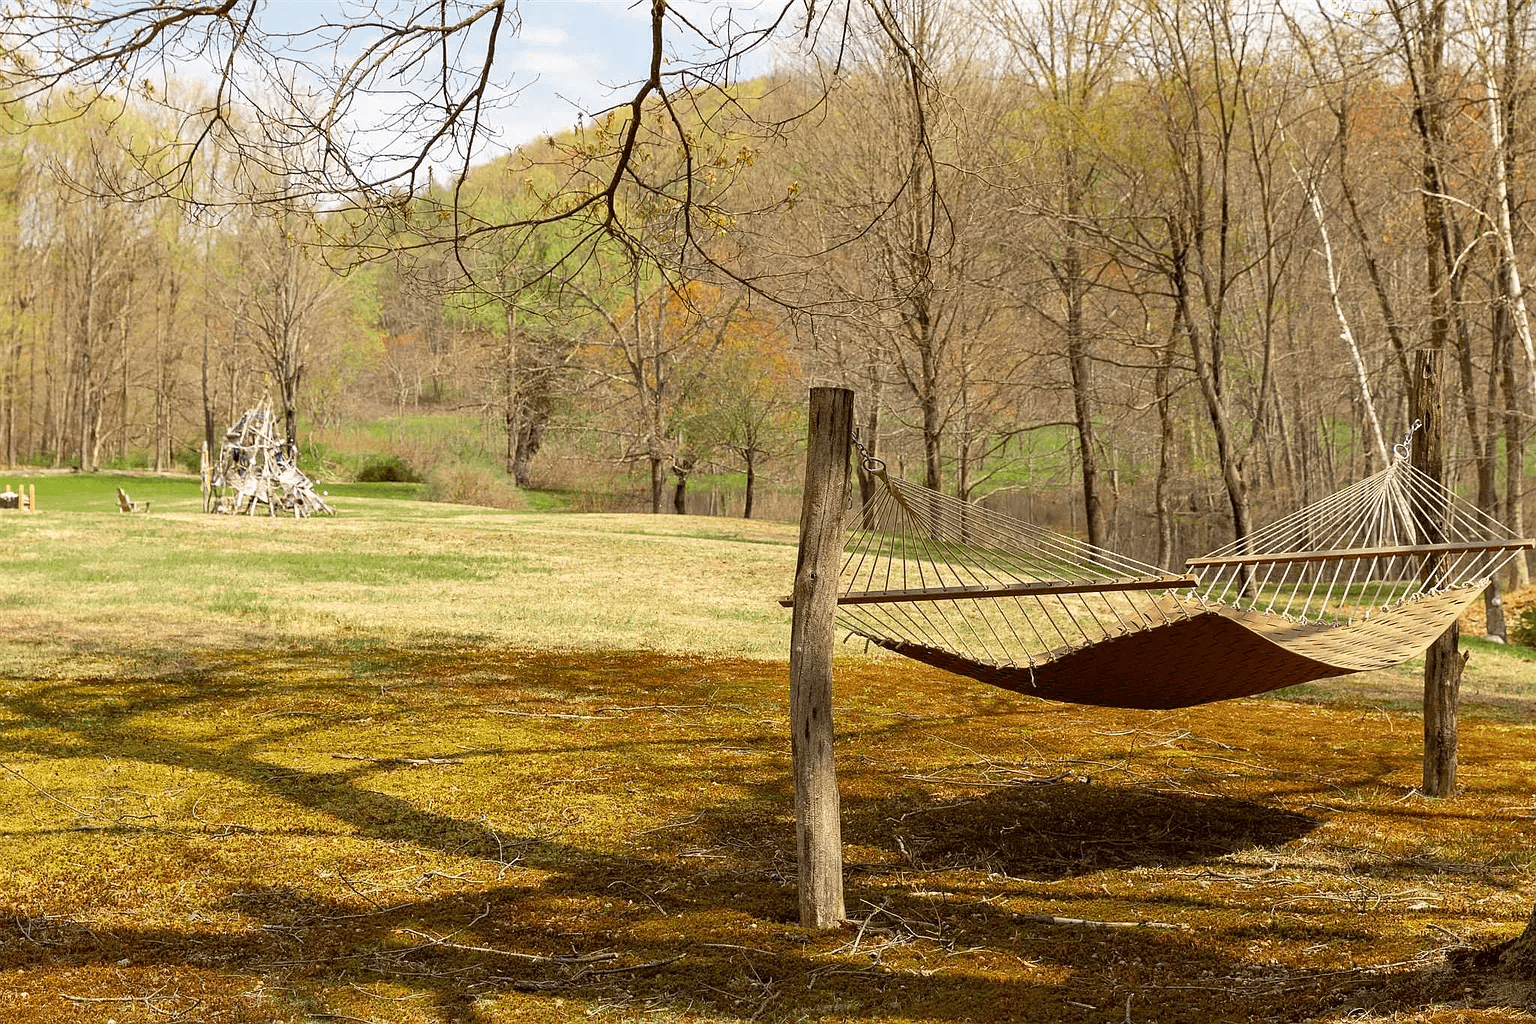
[1410,350,1462,797]
[201,441,211,514]
[789,386,852,929]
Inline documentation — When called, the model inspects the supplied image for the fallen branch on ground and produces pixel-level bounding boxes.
[487,710,615,721]
[1017,914,1189,931]
[332,754,466,766]
[396,928,618,965]
[507,954,686,993]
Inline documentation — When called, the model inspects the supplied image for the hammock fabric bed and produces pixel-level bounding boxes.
[824,438,1530,711]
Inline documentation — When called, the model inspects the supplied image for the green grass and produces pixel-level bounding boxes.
[0,498,804,660]
[2,472,582,518]
[321,479,428,501]
[4,472,206,513]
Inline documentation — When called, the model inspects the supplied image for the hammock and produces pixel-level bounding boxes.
[826,439,1530,710]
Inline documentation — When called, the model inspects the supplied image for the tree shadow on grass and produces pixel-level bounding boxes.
[0,805,1473,1024]
[866,781,1323,879]
[0,642,1511,1022]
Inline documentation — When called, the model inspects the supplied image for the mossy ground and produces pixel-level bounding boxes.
[2,505,1536,1022]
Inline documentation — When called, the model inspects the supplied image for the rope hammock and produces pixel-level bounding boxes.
[825,430,1531,710]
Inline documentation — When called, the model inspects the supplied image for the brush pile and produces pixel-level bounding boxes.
[203,399,334,517]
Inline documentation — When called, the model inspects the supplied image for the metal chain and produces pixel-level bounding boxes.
[850,426,887,476]
[1392,419,1423,462]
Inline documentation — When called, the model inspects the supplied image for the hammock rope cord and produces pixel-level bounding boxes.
[833,432,1530,710]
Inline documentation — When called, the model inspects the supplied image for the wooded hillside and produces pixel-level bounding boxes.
[1,0,1533,574]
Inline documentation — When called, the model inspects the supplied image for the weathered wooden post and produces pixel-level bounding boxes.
[789,386,852,929]
[1409,350,1462,797]
[201,441,212,514]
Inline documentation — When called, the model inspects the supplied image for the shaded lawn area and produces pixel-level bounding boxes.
[1,642,1535,1023]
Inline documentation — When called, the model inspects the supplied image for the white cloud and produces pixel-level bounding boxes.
[518,25,570,47]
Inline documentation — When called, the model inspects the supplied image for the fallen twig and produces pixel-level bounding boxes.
[331,754,465,767]
[487,709,614,721]
[60,994,159,1004]
[506,954,686,993]
[396,928,617,966]
[898,770,1075,788]
[1017,914,1189,931]
[634,814,702,836]
[1427,922,1468,946]
[1,760,96,819]
[583,954,686,977]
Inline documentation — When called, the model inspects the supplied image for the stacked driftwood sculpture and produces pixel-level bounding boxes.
[203,399,335,517]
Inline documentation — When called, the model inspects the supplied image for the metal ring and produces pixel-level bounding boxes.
[1393,419,1423,461]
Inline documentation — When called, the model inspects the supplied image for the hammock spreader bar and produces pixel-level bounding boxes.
[1187,538,1534,569]
[776,574,1198,608]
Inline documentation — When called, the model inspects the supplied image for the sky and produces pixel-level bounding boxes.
[484,0,783,150]
[499,0,658,145]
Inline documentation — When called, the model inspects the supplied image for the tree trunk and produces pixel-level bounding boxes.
[1503,330,1530,586]
[1063,176,1106,548]
[283,366,300,454]
[2,336,16,468]
[649,455,664,514]
[744,449,756,520]
[1173,243,1253,547]
[1067,309,1105,547]
[512,417,542,488]
[1154,338,1178,570]
[1494,0,1530,587]
[1495,905,1536,972]
[504,405,518,478]
[672,452,694,515]
[919,333,942,492]
[201,305,217,460]
[88,391,104,472]
[503,313,519,478]
[855,383,881,509]
[119,297,130,466]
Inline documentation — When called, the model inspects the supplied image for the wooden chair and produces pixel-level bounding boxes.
[116,487,149,513]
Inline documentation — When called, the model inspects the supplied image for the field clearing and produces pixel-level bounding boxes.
[3,498,1536,1022]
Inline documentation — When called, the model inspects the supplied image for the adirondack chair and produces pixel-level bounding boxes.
[116,487,149,513]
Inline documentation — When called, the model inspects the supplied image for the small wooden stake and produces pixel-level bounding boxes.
[789,386,852,929]
[1409,350,1461,797]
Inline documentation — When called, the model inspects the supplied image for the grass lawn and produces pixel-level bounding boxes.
[2,490,1536,1022]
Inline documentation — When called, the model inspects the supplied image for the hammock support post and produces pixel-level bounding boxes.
[1411,350,1463,797]
[788,386,852,928]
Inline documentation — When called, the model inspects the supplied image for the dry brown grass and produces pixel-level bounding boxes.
[3,509,1536,1022]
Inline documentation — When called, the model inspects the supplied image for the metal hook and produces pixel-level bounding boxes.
[1392,419,1423,461]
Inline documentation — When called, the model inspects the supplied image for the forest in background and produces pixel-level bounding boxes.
[3,0,1536,578]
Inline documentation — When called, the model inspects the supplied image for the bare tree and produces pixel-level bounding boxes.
[987,0,1140,546]
[233,206,341,452]
[581,274,739,513]
[775,0,1016,493]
